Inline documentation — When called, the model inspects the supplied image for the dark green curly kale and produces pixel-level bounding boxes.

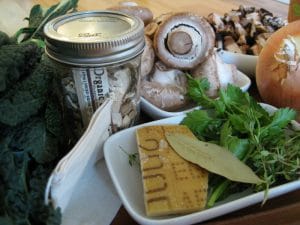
[0,41,42,93]
[0,31,10,47]
[0,58,56,127]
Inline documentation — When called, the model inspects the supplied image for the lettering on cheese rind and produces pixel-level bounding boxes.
[147,196,171,211]
[182,191,193,208]
[188,163,206,179]
[139,138,159,151]
[194,189,207,205]
[171,162,189,180]
[136,125,208,216]
[143,174,167,193]
[142,154,163,171]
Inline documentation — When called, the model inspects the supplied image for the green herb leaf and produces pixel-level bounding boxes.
[185,76,300,206]
[15,0,78,43]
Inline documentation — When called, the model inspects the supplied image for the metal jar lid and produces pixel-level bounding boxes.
[44,10,145,66]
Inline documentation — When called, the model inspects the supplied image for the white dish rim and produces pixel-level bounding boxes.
[141,70,251,120]
[104,111,300,225]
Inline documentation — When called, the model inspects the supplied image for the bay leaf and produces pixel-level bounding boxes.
[166,133,263,184]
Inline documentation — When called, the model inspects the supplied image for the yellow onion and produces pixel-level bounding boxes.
[256,20,300,118]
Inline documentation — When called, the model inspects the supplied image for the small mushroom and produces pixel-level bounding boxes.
[151,61,186,86]
[141,61,188,110]
[140,36,155,80]
[107,1,153,26]
[191,51,237,98]
[153,12,215,69]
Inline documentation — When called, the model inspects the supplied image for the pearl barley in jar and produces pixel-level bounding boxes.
[44,11,145,136]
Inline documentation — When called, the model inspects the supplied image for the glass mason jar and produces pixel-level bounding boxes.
[44,11,145,136]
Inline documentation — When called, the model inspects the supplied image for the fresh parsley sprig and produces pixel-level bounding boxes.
[183,75,299,207]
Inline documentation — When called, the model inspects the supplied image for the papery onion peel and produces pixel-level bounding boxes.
[256,20,300,118]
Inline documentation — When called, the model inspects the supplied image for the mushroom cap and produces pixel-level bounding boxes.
[191,51,236,98]
[141,80,188,111]
[141,61,188,110]
[107,4,153,26]
[141,36,155,79]
[153,12,215,69]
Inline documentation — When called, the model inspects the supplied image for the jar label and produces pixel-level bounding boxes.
[72,67,109,126]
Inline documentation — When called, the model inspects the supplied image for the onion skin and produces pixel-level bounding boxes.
[256,20,300,116]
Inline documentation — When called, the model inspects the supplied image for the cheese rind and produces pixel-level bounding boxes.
[136,125,208,217]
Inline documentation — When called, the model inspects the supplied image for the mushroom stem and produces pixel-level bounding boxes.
[167,31,193,55]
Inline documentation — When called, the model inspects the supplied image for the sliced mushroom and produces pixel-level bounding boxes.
[141,36,155,80]
[141,61,188,110]
[191,51,237,98]
[107,2,153,26]
[207,13,225,31]
[144,22,158,38]
[207,5,287,56]
[224,36,242,53]
[255,32,271,49]
[153,12,215,69]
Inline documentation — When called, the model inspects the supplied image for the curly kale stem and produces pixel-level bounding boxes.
[207,179,231,208]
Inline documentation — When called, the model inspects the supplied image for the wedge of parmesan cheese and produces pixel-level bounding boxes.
[136,125,208,217]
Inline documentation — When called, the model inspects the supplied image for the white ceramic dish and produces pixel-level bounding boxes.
[217,50,257,78]
[141,70,251,120]
[104,114,300,225]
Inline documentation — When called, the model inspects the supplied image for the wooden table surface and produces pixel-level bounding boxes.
[0,0,289,36]
[1,0,299,225]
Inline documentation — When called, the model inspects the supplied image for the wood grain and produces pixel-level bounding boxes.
[0,0,288,36]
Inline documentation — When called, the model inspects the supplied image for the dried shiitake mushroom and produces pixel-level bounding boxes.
[208,5,287,55]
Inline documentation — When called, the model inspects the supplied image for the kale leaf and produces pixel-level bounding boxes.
[0,40,64,225]
[0,42,42,93]
[16,0,78,42]
[0,31,10,47]
[0,59,56,127]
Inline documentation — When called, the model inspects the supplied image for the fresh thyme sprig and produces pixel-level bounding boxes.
[119,146,139,167]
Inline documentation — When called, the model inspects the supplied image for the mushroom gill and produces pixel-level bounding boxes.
[153,12,215,69]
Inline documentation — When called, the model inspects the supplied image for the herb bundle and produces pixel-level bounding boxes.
[183,76,300,207]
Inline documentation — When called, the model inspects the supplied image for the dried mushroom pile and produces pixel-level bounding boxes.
[207,5,287,55]
[108,2,242,111]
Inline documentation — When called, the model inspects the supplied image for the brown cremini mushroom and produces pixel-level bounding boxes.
[140,36,155,80]
[141,61,188,110]
[153,12,215,69]
[191,51,237,98]
[107,1,153,26]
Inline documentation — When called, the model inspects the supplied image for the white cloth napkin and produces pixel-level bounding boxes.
[45,99,121,225]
